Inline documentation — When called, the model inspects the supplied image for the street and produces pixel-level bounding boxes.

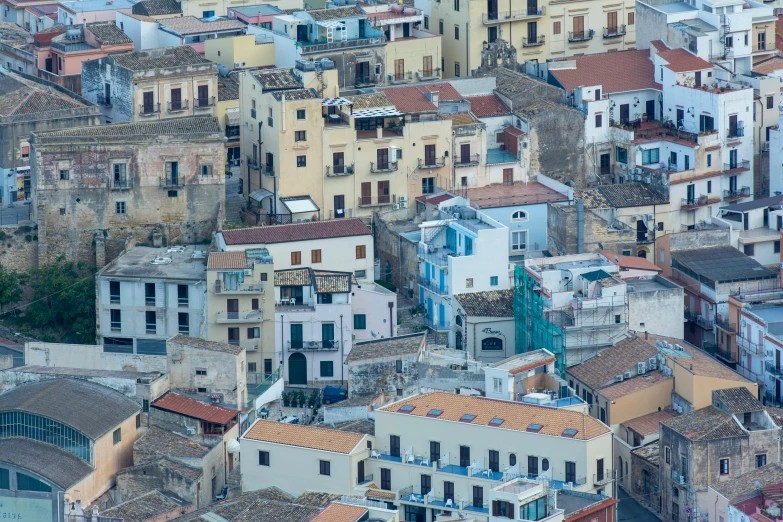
[618,488,661,522]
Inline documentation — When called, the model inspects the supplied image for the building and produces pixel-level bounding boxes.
[0,68,99,211]
[660,387,782,521]
[81,46,218,124]
[96,245,207,354]
[150,390,239,436]
[203,33,275,71]
[625,275,685,339]
[713,195,783,267]
[629,441,662,515]
[452,289,514,361]
[218,219,375,282]
[483,349,570,403]
[0,379,141,521]
[704,465,783,522]
[155,16,246,55]
[30,116,226,266]
[205,250,275,379]
[131,0,182,19]
[0,22,33,74]
[217,73,240,163]
[345,333,426,398]
[227,5,284,26]
[57,0,135,25]
[615,409,674,497]
[351,280,398,342]
[179,0,302,18]
[34,22,134,94]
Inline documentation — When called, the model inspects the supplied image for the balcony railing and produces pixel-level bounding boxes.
[288,340,338,351]
[684,310,713,329]
[418,275,449,296]
[482,7,544,23]
[716,320,736,333]
[723,186,750,201]
[326,165,353,177]
[139,103,160,116]
[417,68,441,80]
[355,73,379,87]
[704,341,736,363]
[215,310,263,323]
[603,25,626,38]
[97,94,112,108]
[390,72,413,84]
[727,127,745,138]
[766,361,783,378]
[195,96,215,109]
[681,195,708,209]
[247,156,259,170]
[358,195,396,207]
[370,161,398,173]
[594,469,613,486]
[301,36,384,55]
[111,177,131,190]
[418,157,445,169]
[455,153,480,166]
[160,175,184,188]
[214,280,264,294]
[737,335,761,355]
[522,35,545,47]
[167,100,189,113]
[568,29,595,42]
[358,473,374,485]
[723,160,750,171]
[425,316,451,331]
[262,164,275,177]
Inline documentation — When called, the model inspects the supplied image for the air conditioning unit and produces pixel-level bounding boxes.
[631,215,638,222]
[186,427,196,435]
[393,204,400,210]
[623,371,633,379]
[399,196,407,203]
[234,62,243,68]
[648,357,657,370]
[615,374,624,382]
[400,201,408,209]
[637,361,646,374]
[674,344,684,351]
[647,214,654,220]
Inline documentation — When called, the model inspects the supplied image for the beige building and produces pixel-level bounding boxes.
[415,0,635,79]
[204,34,275,71]
[206,250,275,378]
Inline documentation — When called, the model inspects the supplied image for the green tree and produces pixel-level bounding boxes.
[23,259,95,342]
[0,265,22,314]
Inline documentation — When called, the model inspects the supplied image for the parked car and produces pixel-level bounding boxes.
[323,386,347,404]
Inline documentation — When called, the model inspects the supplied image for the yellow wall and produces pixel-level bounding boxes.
[601,379,673,427]
[690,375,758,410]
[385,34,442,83]
[205,35,275,70]
[133,74,218,122]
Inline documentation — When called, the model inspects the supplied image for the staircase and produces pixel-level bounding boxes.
[224,167,245,226]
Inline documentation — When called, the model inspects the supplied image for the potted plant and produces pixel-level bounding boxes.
[282,392,290,407]
[296,390,306,407]
[309,390,319,409]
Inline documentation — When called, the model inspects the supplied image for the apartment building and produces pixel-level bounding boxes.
[206,250,275,379]
[416,0,635,79]
[96,245,207,354]
[0,22,33,74]
[81,46,218,124]
[712,195,783,267]
[57,0,135,25]
[203,33,275,71]
[241,391,612,522]
[705,465,783,522]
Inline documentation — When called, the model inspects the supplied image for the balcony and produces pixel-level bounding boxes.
[300,36,384,55]
[97,94,112,108]
[326,165,353,177]
[704,342,736,364]
[324,113,351,127]
[594,469,613,486]
[568,29,595,42]
[357,473,374,485]
[261,164,275,177]
[482,7,544,24]
[247,156,260,170]
[167,100,189,113]
[417,68,441,80]
[723,186,750,201]
[139,103,160,117]
[736,335,761,356]
[522,35,545,47]
[358,195,396,207]
[111,177,131,190]
[216,310,262,323]
[685,310,713,330]
[603,25,626,38]
[287,340,338,351]
[681,195,708,210]
[455,153,480,166]
[716,320,736,334]
[425,316,451,331]
[766,361,783,378]
[727,127,745,138]
[213,280,264,294]
[390,72,413,84]
[418,157,445,169]
[195,96,215,109]
[754,41,774,52]
[370,161,398,173]
[723,160,750,172]
[355,73,380,87]
[418,275,449,296]
[160,175,184,188]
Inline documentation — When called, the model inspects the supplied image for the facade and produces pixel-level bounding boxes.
[345,333,425,398]
[150,391,239,436]
[57,0,135,25]
[178,0,302,18]
[156,16,246,55]
[0,68,99,210]
[81,46,219,124]
[31,116,226,266]
[96,245,207,354]
[614,409,673,498]
[351,281,398,342]
[452,289,514,362]
[625,275,685,340]
[713,195,783,267]
[203,34,275,71]
[0,22,33,74]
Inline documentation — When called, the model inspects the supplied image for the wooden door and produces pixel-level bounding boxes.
[227,299,238,319]
[394,59,404,81]
[503,168,513,184]
[171,88,181,110]
[143,91,154,113]
[197,84,209,106]
[729,114,738,137]
[423,55,432,76]
[425,144,436,165]
[527,0,537,15]
[646,100,655,120]
[378,180,390,203]
[600,153,611,175]
[334,195,345,218]
[377,148,389,169]
[361,182,371,205]
[573,16,584,38]
[619,104,630,124]
[460,143,471,163]
[607,11,617,32]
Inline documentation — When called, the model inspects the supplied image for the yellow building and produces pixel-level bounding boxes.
[418,0,636,78]
[204,34,275,71]
[179,0,303,18]
[206,251,276,377]
[217,74,241,164]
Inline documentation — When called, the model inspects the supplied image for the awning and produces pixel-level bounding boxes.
[322,97,353,107]
[280,196,319,214]
[225,111,240,126]
[249,189,274,203]
[353,107,403,118]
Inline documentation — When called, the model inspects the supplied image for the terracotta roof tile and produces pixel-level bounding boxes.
[466,181,568,208]
[491,350,555,375]
[621,410,674,437]
[34,116,220,140]
[597,371,672,401]
[345,333,425,363]
[454,289,513,317]
[752,56,783,75]
[221,218,371,245]
[658,48,712,72]
[647,335,754,383]
[86,21,133,45]
[366,488,397,500]
[168,334,244,355]
[549,49,659,95]
[345,92,392,109]
[661,405,746,440]
[600,252,662,272]
[712,387,764,413]
[161,16,245,35]
[466,94,509,117]
[152,392,238,425]
[378,85,437,113]
[311,503,367,522]
[132,0,181,16]
[566,336,657,389]
[313,270,352,293]
[307,5,366,21]
[379,391,610,440]
[597,182,668,207]
[250,67,302,91]
[416,82,462,101]
[112,46,214,71]
[244,420,365,453]
[208,251,249,270]
[275,268,312,287]
[218,74,239,101]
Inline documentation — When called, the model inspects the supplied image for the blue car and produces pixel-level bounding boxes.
[323,386,347,404]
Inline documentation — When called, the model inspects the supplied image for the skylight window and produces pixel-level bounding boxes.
[427,409,443,418]
[562,429,579,438]
[489,418,504,426]
[527,423,543,433]
[399,405,415,413]
[459,414,476,423]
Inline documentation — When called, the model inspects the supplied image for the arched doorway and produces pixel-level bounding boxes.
[455,331,463,350]
[288,352,307,385]
[638,250,647,258]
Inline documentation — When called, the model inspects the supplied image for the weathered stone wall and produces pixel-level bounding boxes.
[527,108,589,188]
[348,353,419,397]
[374,216,418,295]
[0,225,38,271]
[81,58,135,122]
[548,203,637,256]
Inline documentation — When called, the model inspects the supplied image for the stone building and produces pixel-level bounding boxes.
[30,116,226,266]
[344,333,425,398]
[547,200,637,256]
[630,441,662,515]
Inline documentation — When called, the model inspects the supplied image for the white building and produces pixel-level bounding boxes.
[95,245,207,355]
[712,195,783,266]
[451,289,514,362]
[351,281,398,342]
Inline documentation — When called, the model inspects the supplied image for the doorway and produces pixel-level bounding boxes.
[646,99,655,121]
[288,352,307,385]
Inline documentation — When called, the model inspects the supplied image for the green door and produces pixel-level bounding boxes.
[288,352,307,385]
[322,323,335,349]
[290,323,303,350]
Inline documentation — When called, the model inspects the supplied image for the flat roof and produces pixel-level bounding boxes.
[99,246,207,281]
[655,2,698,13]
[490,350,555,374]
[672,246,778,283]
[230,4,284,15]
[721,194,783,213]
[221,218,371,245]
[745,304,783,325]
[626,278,673,292]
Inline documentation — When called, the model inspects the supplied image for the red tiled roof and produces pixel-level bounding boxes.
[415,193,456,205]
[312,503,367,522]
[658,48,712,72]
[415,82,462,101]
[378,85,437,113]
[466,181,568,208]
[650,40,668,52]
[549,49,659,95]
[504,125,525,137]
[467,94,509,117]
[600,252,662,272]
[221,218,371,245]
[152,392,238,425]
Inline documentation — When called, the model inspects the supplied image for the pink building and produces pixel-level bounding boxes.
[227,5,283,28]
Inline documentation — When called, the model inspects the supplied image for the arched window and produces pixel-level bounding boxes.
[542,458,549,471]
[456,315,463,326]
[638,250,648,259]
[482,337,503,351]
[511,210,528,222]
[509,454,516,466]
[0,411,92,464]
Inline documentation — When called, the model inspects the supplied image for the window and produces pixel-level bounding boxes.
[454,0,459,9]
[195,368,207,376]
[168,190,178,198]
[707,154,712,167]
[768,96,775,110]
[145,311,156,334]
[396,359,403,373]
[319,460,331,476]
[665,447,671,464]
[699,114,714,132]
[113,428,122,445]
[115,201,126,215]
[20,144,29,159]
[311,249,322,263]
[16,473,51,493]
[455,62,460,77]
[295,130,306,142]
[110,309,121,331]
[512,210,528,221]
[354,314,366,329]
[493,377,502,392]
[381,468,391,490]
[109,281,121,304]
[356,245,366,259]
[320,361,334,377]
[455,25,459,39]
[421,474,432,495]
[757,454,767,468]
[178,312,189,335]
[296,155,306,167]
[490,276,499,286]
[60,169,70,180]
[720,458,729,475]
[482,337,503,350]
[520,496,548,521]
[177,284,189,307]
[616,146,628,164]
[466,277,473,288]
[615,314,621,324]
[628,12,634,24]
[744,244,755,256]
[259,451,270,466]
[424,15,429,29]
[775,241,780,254]
[528,456,539,477]
[642,148,659,165]
[595,114,602,128]
[291,251,302,265]
[439,19,443,34]
[565,461,576,483]
[143,399,149,412]
[423,177,435,194]
[707,181,712,193]
[512,231,527,251]
[136,414,141,428]
[297,109,306,119]
[247,327,260,339]
[553,21,561,34]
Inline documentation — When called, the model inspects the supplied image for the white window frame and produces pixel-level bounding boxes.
[511,230,527,251]
[511,210,528,222]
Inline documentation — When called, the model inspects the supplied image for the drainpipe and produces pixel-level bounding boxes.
[388,301,394,337]
[576,197,584,254]
[340,314,345,384]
